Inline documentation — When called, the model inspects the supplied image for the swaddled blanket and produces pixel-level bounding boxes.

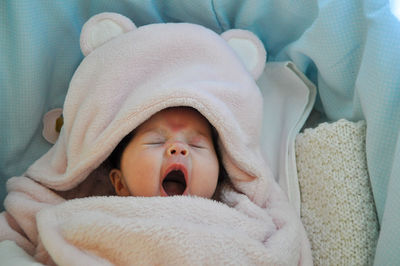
[0,13,312,265]
[2,175,310,265]
[36,187,308,265]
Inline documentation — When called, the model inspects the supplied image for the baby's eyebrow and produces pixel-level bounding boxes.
[139,127,166,136]
[139,126,210,139]
[188,129,212,141]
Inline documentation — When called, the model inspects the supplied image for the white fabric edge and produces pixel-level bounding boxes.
[258,61,316,215]
[285,62,316,215]
[0,240,43,266]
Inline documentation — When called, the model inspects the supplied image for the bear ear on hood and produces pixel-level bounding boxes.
[221,29,267,80]
[80,12,136,56]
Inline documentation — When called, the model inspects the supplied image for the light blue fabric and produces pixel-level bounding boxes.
[1,0,399,264]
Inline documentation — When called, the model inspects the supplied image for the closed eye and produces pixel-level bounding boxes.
[190,144,206,149]
[144,142,164,145]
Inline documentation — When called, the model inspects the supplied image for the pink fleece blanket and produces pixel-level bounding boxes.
[2,176,311,265]
[0,13,312,265]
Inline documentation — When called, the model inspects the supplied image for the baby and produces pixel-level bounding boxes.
[0,13,312,265]
[107,106,224,199]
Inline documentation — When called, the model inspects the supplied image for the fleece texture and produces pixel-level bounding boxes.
[0,13,311,265]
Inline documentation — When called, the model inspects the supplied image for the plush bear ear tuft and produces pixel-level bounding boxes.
[221,29,267,80]
[42,108,63,144]
[80,13,136,56]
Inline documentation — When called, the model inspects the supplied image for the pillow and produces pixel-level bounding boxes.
[296,119,379,264]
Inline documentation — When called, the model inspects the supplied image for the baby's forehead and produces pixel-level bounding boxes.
[136,107,213,135]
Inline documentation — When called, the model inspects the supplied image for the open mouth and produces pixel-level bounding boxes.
[162,170,187,196]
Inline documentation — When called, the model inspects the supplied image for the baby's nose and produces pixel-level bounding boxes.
[166,142,189,157]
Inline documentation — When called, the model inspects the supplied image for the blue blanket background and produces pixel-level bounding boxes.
[1,0,399,263]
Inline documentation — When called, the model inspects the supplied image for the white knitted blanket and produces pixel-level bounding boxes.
[296,119,379,265]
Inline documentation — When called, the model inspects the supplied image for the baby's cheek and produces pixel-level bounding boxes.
[192,158,219,198]
[126,151,163,196]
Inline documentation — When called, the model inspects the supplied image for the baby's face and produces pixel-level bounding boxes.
[109,107,220,198]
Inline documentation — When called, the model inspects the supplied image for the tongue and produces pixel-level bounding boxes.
[163,181,185,196]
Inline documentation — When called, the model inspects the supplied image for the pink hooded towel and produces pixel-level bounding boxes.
[0,13,312,265]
